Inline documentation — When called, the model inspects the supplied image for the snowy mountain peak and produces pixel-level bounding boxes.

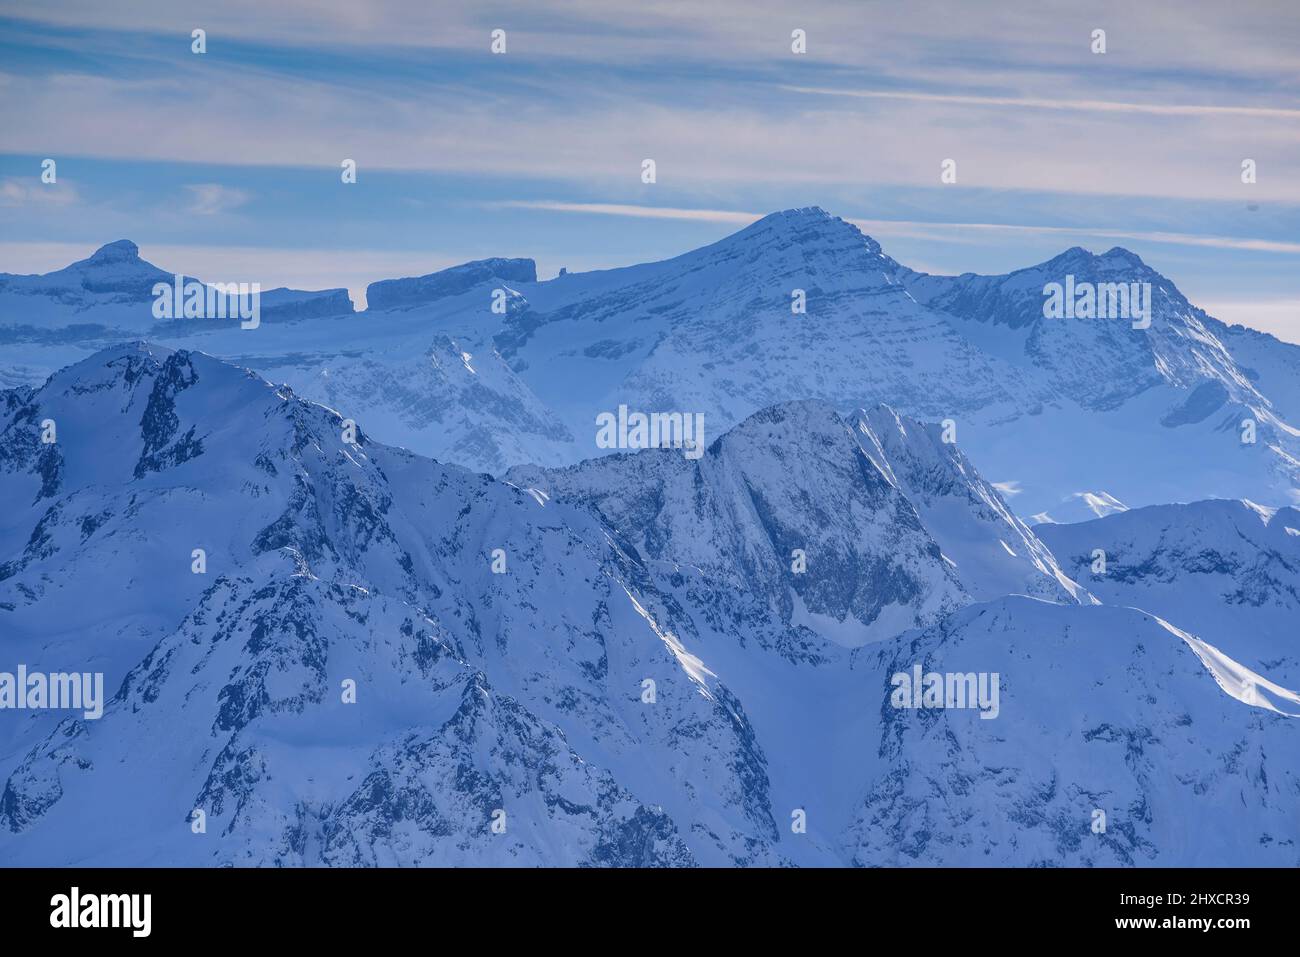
[1033,244,1152,280]
[728,205,884,259]
[1099,246,1146,267]
[0,242,353,331]
[84,239,143,265]
[85,239,142,264]
[44,338,168,386]
[507,398,969,654]
[1032,490,1129,525]
[851,403,1089,603]
[712,396,848,451]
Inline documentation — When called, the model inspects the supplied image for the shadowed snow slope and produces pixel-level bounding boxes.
[1038,499,1300,688]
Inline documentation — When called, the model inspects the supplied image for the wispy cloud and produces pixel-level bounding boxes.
[782,86,1300,120]
[184,184,251,216]
[0,177,78,207]
[493,201,1300,256]
[6,50,1299,204]
[848,219,1300,255]
[7,1,1300,79]
[489,200,759,224]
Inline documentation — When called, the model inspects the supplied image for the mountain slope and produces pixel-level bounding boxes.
[0,346,1296,867]
[1036,499,1300,687]
[851,404,1088,603]
[0,344,779,865]
[506,400,1090,656]
[898,246,1300,514]
[507,401,971,658]
[847,597,1300,866]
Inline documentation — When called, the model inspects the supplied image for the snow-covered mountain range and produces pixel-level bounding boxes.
[0,240,353,335]
[1037,499,1300,689]
[1,344,1295,866]
[3,208,1298,520]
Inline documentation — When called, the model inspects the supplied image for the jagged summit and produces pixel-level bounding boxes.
[851,402,1089,603]
[46,338,168,376]
[1036,243,1150,274]
[904,243,1151,285]
[723,205,884,257]
[1099,246,1146,266]
[752,205,837,228]
[85,239,141,264]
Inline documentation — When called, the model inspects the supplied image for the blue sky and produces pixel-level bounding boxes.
[1,0,1297,339]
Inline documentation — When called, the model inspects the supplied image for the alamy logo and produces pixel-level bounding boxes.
[50,887,151,937]
[596,404,705,459]
[152,274,261,329]
[890,664,1000,719]
[1042,275,1151,329]
[0,665,104,719]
